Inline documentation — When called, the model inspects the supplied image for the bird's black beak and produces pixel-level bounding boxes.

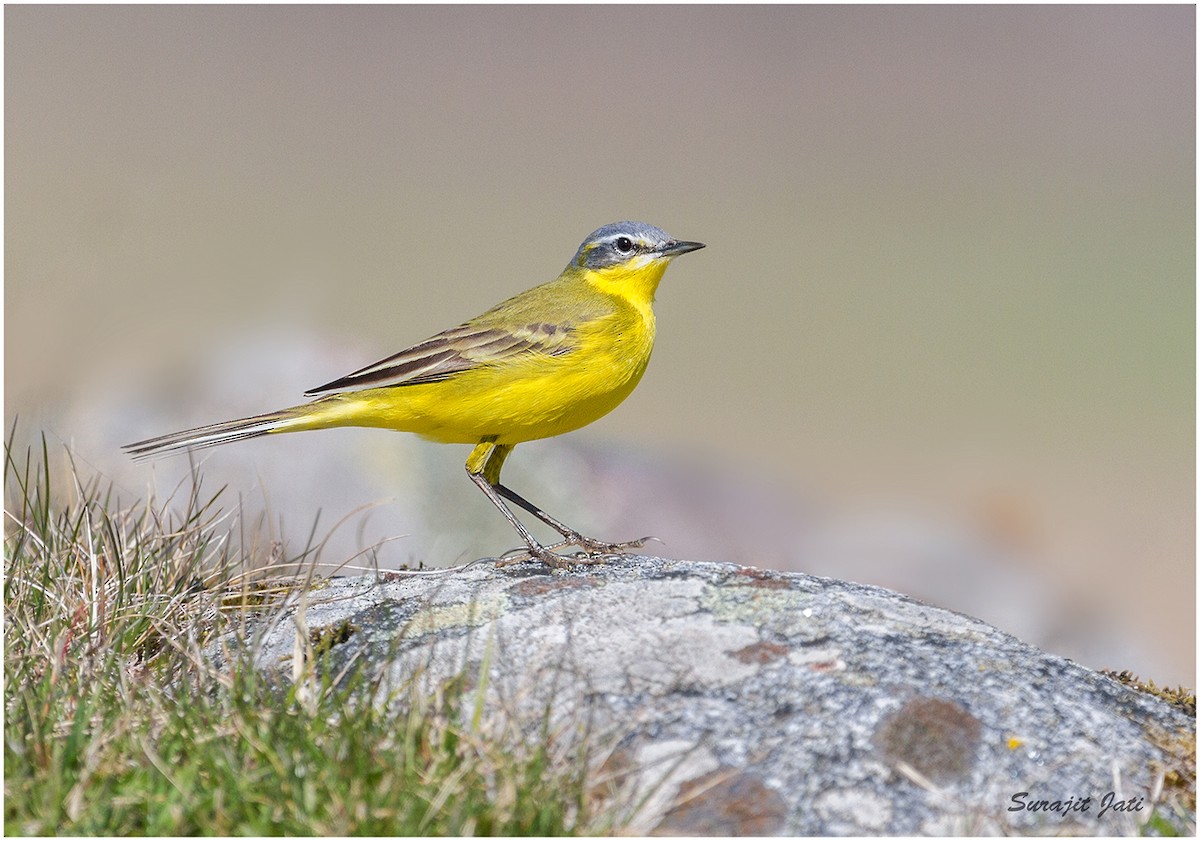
[660,240,706,257]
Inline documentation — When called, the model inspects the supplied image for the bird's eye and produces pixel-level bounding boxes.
[614,236,635,254]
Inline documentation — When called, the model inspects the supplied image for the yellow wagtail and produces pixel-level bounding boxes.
[126,221,705,568]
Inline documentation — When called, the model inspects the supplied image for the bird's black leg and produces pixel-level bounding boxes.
[466,441,591,569]
[466,440,652,560]
[492,483,653,555]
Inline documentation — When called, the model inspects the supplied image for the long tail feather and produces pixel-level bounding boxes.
[123,407,308,461]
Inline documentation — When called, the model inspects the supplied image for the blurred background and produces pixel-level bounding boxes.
[6,6,1194,686]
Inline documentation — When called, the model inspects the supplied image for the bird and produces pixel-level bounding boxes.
[125,221,705,569]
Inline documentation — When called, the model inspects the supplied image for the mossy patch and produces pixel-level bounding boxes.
[309,619,358,658]
[1102,669,1195,717]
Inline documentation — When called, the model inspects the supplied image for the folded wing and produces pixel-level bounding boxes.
[305,321,578,395]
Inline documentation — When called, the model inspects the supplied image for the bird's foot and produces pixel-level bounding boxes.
[492,535,661,571]
[492,542,607,570]
[560,532,662,556]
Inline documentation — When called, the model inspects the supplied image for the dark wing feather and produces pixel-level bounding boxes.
[304,322,577,395]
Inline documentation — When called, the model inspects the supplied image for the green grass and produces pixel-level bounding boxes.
[4,430,621,835]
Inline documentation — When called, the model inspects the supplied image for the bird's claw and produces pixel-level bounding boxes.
[563,533,662,555]
[492,533,662,571]
[493,545,599,570]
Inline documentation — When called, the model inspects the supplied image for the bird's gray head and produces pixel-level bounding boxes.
[571,221,705,270]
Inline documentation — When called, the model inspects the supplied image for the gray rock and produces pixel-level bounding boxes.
[211,557,1197,834]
